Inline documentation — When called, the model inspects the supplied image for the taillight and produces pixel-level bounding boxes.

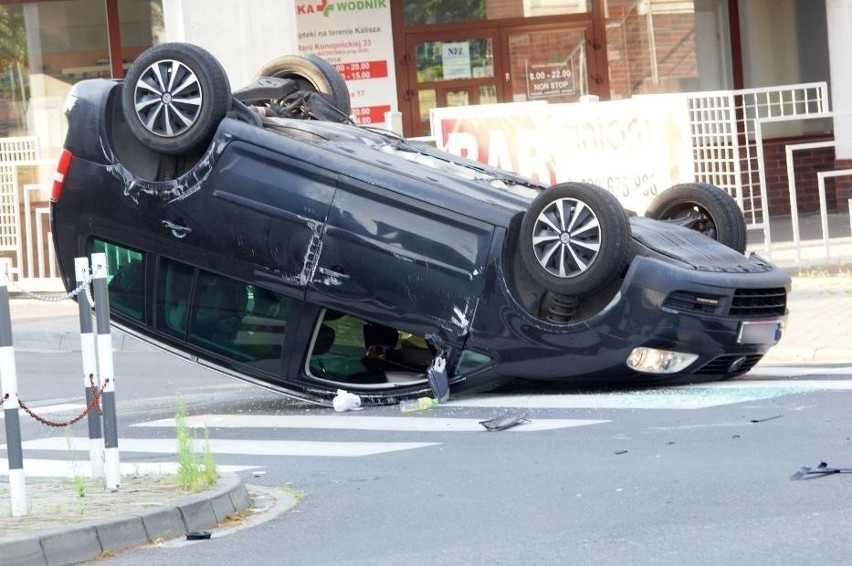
[52,148,73,201]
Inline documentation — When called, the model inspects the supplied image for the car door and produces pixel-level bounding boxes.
[156,139,336,296]
[308,177,494,343]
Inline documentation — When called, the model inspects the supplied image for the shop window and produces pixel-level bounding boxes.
[404,1,486,25]
[415,38,494,83]
[403,0,589,24]
[0,0,163,150]
[605,0,734,98]
[89,239,144,321]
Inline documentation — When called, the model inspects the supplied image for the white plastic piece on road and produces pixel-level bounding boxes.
[332,389,362,412]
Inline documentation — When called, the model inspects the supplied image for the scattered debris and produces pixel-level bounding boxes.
[186,531,211,540]
[399,397,438,413]
[332,389,362,412]
[791,461,852,480]
[427,356,450,403]
[425,334,451,402]
[750,414,784,423]
[479,412,530,431]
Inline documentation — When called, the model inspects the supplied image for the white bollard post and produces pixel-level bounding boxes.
[91,253,121,490]
[0,270,27,516]
[76,257,104,479]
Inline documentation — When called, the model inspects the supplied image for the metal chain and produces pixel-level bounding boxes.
[3,265,93,304]
[17,374,107,428]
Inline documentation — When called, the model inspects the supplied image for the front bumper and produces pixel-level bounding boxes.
[469,254,791,384]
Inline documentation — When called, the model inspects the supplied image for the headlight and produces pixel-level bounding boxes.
[626,347,698,374]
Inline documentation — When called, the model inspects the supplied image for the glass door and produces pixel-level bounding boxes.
[403,32,505,136]
[399,22,602,137]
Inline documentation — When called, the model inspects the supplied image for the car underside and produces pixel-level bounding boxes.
[50,43,791,406]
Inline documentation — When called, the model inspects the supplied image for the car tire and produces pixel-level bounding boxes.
[255,54,351,116]
[519,182,631,297]
[122,43,231,156]
[645,182,747,253]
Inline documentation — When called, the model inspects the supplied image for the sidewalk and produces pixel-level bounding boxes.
[0,474,252,565]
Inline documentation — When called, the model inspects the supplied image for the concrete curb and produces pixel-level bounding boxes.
[0,474,249,566]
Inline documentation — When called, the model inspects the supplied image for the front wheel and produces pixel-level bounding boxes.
[519,183,631,297]
[645,183,747,253]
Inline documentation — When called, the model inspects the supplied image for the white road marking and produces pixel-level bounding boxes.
[133,415,608,432]
[0,403,85,418]
[0,459,256,478]
[11,437,440,458]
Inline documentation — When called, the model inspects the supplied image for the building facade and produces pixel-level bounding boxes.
[0,0,850,283]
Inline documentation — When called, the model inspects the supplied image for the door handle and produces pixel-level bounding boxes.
[161,219,192,239]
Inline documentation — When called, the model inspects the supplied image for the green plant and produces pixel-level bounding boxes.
[175,394,218,493]
[64,428,87,510]
[200,426,218,487]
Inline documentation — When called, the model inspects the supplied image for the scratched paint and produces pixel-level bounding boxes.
[101,136,221,204]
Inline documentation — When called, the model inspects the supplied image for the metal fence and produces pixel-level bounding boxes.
[687,83,830,234]
[0,136,58,290]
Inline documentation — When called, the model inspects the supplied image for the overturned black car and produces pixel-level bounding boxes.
[51,43,790,406]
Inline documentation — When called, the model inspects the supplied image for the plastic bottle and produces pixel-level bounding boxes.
[399,397,438,413]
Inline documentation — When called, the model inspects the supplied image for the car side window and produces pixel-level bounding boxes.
[90,239,145,321]
[155,259,290,370]
[156,258,193,338]
[188,270,289,368]
[308,310,434,385]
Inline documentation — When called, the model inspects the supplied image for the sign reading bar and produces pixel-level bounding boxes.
[431,96,695,214]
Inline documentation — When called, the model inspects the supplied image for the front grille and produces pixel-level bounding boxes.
[693,354,763,375]
[663,291,722,315]
[730,288,787,318]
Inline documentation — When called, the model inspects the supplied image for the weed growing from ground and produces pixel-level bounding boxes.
[175,394,218,493]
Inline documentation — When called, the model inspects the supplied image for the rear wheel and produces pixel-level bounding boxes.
[519,183,630,298]
[645,183,747,253]
[122,43,231,155]
[255,54,351,116]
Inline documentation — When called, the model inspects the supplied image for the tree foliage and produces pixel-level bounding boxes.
[404,0,486,25]
[0,5,26,68]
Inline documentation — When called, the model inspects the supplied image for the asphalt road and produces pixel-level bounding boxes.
[6,350,852,565]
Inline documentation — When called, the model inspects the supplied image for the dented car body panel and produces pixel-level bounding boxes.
[52,78,791,405]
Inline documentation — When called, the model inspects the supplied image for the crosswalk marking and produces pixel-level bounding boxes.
[2,376,849,477]
[0,459,257,478]
[13,436,440,458]
[133,415,608,432]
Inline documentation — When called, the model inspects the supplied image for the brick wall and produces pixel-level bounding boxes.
[834,159,852,207]
[761,135,838,215]
[605,1,697,98]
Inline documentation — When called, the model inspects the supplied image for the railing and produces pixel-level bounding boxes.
[0,136,59,290]
[687,83,830,235]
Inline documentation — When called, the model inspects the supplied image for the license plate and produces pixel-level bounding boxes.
[738,320,782,345]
